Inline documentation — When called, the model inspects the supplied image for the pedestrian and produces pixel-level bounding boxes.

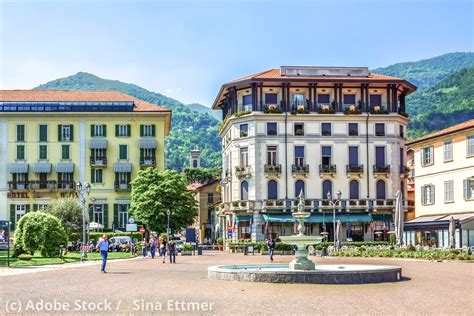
[97,234,109,273]
[142,238,148,257]
[267,235,276,263]
[160,237,167,263]
[169,240,176,264]
[150,236,156,259]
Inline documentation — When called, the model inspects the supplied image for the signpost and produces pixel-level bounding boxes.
[139,226,145,234]
[0,220,10,267]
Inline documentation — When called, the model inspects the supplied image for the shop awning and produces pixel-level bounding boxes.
[405,213,474,230]
[32,163,52,173]
[9,163,29,173]
[262,213,373,223]
[114,162,132,173]
[139,139,157,149]
[262,214,295,223]
[89,139,108,149]
[56,162,74,173]
[371,214,393,222]
[235,215,252,223]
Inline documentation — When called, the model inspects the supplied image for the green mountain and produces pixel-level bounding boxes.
[186,103,221,120]
[35,72,221,171]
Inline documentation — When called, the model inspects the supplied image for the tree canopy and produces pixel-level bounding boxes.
[182,167,220,184]
[45,197,83,237]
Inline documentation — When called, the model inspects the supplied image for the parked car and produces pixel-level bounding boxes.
[176,240,184,253]
[108,236,132,252]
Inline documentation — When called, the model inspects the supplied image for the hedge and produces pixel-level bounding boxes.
[312,241,390,250]
[228,241,293,252]
[69,232,143,244]
[330,248,474,260]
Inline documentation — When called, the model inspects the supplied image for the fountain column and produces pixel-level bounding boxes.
[251,211,264,242]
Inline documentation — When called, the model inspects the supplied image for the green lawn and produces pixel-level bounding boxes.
[0,250,135,267]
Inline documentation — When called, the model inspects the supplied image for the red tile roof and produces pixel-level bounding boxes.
[187,182,204,191]
[407,119,474,145]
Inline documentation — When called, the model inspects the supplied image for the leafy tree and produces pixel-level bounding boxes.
[130,169,197,233]
[12,212,68,257]
[45,197,83,237]
[182,167,220,184]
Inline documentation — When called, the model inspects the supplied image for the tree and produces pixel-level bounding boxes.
[130,169,197,233]
[13,212,68,257]
[182,167,220,184]
[45,197,83,237]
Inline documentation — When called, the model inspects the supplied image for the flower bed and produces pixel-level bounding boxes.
[329,248,473,261]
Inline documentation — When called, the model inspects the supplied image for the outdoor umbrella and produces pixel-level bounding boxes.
[394,190,404,247]
[335,220,342,250]
[448,216,456,249]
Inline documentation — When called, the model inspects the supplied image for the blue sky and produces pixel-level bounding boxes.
[0,0,472,105]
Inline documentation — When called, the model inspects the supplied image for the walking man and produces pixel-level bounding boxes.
[169,240,176,264]
[160,237,167,263]
[267,235,276,263]
[150,236,156,259]
[97,234,109,273]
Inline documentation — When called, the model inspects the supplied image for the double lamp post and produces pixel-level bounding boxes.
[76,181,91,261]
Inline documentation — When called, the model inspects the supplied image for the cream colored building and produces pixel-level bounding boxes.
[406,119,474,247]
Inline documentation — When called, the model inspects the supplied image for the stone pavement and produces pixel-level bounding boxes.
[1,251,473,315]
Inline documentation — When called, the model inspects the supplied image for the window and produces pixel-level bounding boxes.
[15,204,27,222]
[369,94,382,106]
[467,135,474,157]
[207,193,214,204]
[16,125,25,142]
[292,93,305,106]
[240,181,249,200]
[61,145,70,160]
[349,180,359,200]
[294,146,304,166]
[444,141,453,162]
[322,180,332,198]
[39,125,48,142]
[376,180,386,200]
[16,145,25,160]
[92,148,106,159]
[39,145,47,160]
[240,147,248,167]
[444,181,454,203]
[92,124,106,137]
[375,123,385,136]
[322,146,332,165]
[91,169,103,183]
[141,148,155,159]
[239,124,248,137]
[343,94,356,107]
[118,204,129,229]
[192,160,198,168]
[265,93,278,105]
[141,124,155,137]
[267,146,277,165]
[117,172,131,184]
[58,172,72,183]
[119,145,128,160]
[321,123,331,136]
[422,147,433,166]
[267,122,277,136]
[268,180,278,200]
[242,94,252,111]
[116,124,131,137]
[348,123,358,136]
[421,184,435,205]
[463,178,474,200]
[376,146,386,166]
[93,205,104,225]
[58,124,73,142]
[294,123,304,136]
[295,180,305,197]
[348,146,358,165]
[317,94,330,105]
[399,125,404,138]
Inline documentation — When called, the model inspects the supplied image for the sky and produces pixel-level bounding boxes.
[0,0,472,105]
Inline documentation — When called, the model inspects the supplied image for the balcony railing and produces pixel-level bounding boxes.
[140,157,156,167]
[292,164,309,175]
[373,165,391,175]
[317,103,336,114]
[260,198,400,212]
[369,103,389,114]
[346,164,364,174]
[57,181,75,190]
[319,164,337,176]
[290,102,310,114]
[30,180,57,191]
[8,181,29,191]
[264,104,283,113]
[235,165,252,178]
[264,164,282,175]
[90,156,107,167]
[114,181,131,191]
[399,165,409,174]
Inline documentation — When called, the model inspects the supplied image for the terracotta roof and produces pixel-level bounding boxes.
[407,119,474,145]
[0,90,170,112]
[187,182,204,191]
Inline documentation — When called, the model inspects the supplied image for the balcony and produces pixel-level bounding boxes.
[343,105,362,115]
[235,165,252,178]
[90,156,107,167]
[373,165,391,177]
[292,164,309,177]
[290,102,310,114]
[140,157,156,168]
[8,181,29,192]
[369,104,389,114]
[346,164,364,177]
[319,164,337,177]
[317,103,336,114]
[264,104,283,113]
[57,181,75,191]
[114,181,131,192]
[30,180,57,192]
[264,164,282,177]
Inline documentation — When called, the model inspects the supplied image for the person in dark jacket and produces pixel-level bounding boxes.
[267,236,276,263]
[168,241,176,264]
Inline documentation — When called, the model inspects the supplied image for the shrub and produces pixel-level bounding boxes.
[183,243,194,251]
[215,237,223,245]
[18,254,33,261]
[45,197,83,238]
[69,232,143,244]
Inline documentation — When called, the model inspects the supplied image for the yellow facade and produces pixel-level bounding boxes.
[189,181,221,242]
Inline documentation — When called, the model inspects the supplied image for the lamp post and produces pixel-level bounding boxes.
[327,190,342,250]
[76,181,91,261]
[166,208,171,242]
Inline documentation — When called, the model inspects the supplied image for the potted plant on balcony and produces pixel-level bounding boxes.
[240,201,247,207]
[266,200,274,207]
[232,201,240,208]
[276,200,284,206]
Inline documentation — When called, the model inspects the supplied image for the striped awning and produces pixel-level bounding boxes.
[33,163,52,173]
[114,162,132,173]
[9,163,29,173]
[139,139,157,149]
[56,163,74,173]
[89,139,108,149]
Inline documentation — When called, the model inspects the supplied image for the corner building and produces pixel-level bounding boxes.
[0,90,171,230]
[212,66,416,242]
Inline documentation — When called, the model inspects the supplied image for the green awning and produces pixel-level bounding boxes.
[371,214,393,222]
[235,215,252,223]
[263,213,373,223]
[262,214,295,223]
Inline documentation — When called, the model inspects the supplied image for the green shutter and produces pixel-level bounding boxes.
[91,169,95,183]
[39,125,48,142]
[17,125,25,142]
[127,124,131,137]
[69,125,74,141]
[17,145,24,160]
[464,179,469,199]
[152,124,156,137]
[33,204,38,212]
[88,204,93,223]
[119,145,127,160]
[25,204,30,213]
[103,125,107,137]
[115,125,119,137]
[91,125,95,137]
[98,169,103,183]
[114,204,119,228]
[103,204,109,229]
[10,205,15,231]
[140,125,144,137]
[58,124,62,141]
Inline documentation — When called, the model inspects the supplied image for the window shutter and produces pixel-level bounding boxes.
[127,124,131,137]
[152,124,156,137]
[33,204,38,212]
[114,204,119,228]
[88,204,93,223]
[91,125,95,137]
[58,124,62,141]
[25,204,30,213]
[103,125,107,137]
[10,205,16,230]
[421,186,425,205]
[103,204,109,229]
[430,185,435,204]
[140,125,144,137]
[115,125,119,137]
[91,169,95,183]
[464,179,469,199]
[69,125,74,141]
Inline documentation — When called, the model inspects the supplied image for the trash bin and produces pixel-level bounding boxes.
[197,246,203,255]
[243,245,248,255]
[322,247,327,257]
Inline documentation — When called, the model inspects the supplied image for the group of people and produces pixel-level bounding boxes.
[141,235,176,264]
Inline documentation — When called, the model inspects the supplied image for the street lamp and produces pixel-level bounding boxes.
[166,208,171,242]
[327,190,342,250]
[76,181,91,261]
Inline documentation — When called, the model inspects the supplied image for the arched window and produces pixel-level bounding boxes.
[192,160,198,168]
[295,180,305,197]
[241,181,249,200]
[349,180,359,200]
[322,180,332,199]
[376,180,386,199]
[267,180,278,200]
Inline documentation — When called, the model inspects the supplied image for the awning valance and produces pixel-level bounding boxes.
[89,139,108,149]
[404,213,474,230]
[33,163,52,173]
[114,162,132,173]
[371,214,393,222]
[10,163,29,173]
[235,215,252,223]
[139,139,157,149]
[262,213,373,223]
[56,163,74,173]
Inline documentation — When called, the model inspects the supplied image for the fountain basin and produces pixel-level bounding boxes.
[208,264,402,284]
